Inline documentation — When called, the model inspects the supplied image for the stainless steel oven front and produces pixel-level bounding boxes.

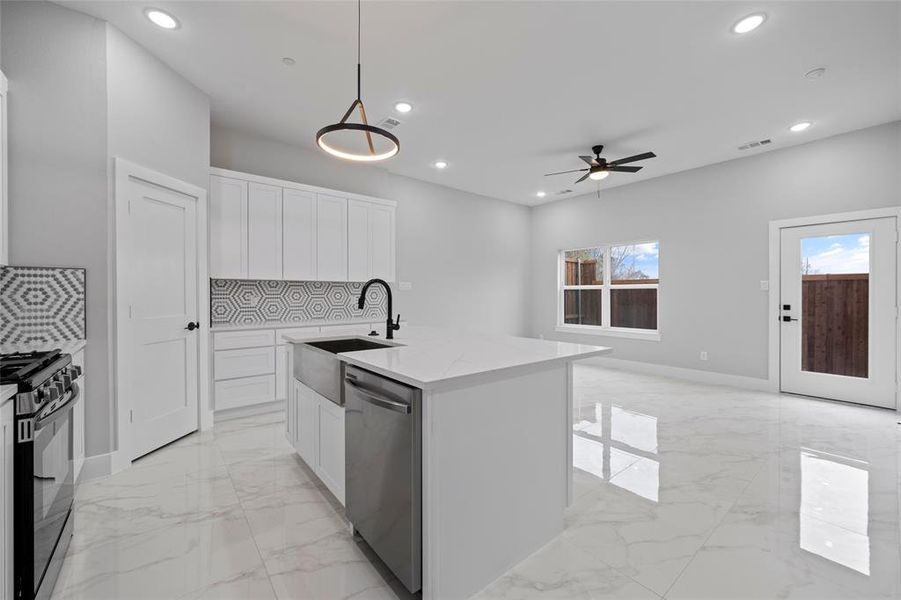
[15,379,80,600]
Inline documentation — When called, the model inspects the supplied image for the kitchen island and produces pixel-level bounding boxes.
[283,326,611,599]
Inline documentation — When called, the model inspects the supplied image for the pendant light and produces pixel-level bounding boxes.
[316,0,399,162]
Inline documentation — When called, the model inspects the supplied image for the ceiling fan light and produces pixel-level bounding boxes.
[589,170,609,181]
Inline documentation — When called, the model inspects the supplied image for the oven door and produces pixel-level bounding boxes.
[30,382,78,599]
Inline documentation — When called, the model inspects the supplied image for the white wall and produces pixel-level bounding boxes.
[106,26,210,191]
[2,1,112,456]
[211,125,532,335]
[2,1,211,458]
[531,121,901,381]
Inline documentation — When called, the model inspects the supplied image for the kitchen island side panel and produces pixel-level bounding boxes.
[421,363,569,600]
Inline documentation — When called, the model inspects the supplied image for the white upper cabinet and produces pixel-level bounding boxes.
[282,189,317,281]
[316,194,348,282]
[247,182,283,279]
[368,203,396,281]
[1,70,8,266]
[348,199,396,282]
[208,169,395,283]
[347,199,369,281]
[209,175,248,278]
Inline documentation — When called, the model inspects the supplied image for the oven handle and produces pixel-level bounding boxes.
[34,382,80,431]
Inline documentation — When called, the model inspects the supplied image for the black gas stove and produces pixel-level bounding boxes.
[1,348,82,600]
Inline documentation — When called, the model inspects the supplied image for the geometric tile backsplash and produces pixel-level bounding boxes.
[210,279,388,326]
[0,266,87,344]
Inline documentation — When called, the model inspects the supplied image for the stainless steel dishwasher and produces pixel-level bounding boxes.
[344,364,422,593]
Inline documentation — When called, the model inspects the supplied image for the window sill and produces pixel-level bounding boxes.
[555,325,661,342]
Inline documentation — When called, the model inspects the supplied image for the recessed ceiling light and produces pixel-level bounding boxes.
[732,13,766,34]
[804,67,827,80]
[790,121,812,132]
[144,8,179,30]
[394,102,413,114]
[282,57,296,66]
[433,160,448,169]
[588,170,610,181]
[536,191,547,198]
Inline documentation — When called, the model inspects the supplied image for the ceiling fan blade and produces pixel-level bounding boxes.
[608,165,642,173]
[544,168,589,176]
[575,173,590,184]
[608,151,656,166]
[579,155,599,166]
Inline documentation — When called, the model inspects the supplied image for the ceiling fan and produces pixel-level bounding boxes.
[545,145,656,184]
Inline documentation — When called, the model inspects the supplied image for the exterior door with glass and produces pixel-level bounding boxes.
[779,217,897,408]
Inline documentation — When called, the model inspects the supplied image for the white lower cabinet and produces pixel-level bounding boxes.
[291,379,345,505]
[1,398,13,600]
[276,345,287,401]
[214,375,276,412]
[316,398,346,505]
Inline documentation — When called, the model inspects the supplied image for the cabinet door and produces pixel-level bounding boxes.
[369,204,395,281]
[287,379,297,444]
[209,175,248,278]
[275,345,287,401]
[1,72,7,266]
[295,382,318,467]
[317,397,346,505]
[347,199,369,282]
[248,182,283,279]
[283,189,317,281]
[316,194,348,282]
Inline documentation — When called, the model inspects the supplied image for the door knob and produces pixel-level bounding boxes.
[185,321,200,331]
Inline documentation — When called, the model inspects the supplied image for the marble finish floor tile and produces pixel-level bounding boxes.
[52,365,900,599]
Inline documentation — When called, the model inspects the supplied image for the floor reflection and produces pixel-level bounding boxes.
[800,448,870,575]
[573,402,659,502]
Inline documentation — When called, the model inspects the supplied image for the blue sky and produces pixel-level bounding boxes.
[616,242,659,279]
[801,234,869,274]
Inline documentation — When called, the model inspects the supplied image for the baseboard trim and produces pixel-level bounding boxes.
[214,399,285,422]
[79,451,115,482]
[583,356,776,392]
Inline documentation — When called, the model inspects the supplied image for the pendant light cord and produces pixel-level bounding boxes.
[356,0,362,100]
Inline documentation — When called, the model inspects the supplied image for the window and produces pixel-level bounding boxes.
[559,241,659,338]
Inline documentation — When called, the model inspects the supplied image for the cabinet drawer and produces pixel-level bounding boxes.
[215,375,276,412]
[215,347,276,380]
[213,329,275,350]
[276,326,320,345]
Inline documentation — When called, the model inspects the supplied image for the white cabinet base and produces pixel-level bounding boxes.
[215,375,276,412]
[289,378,345,505]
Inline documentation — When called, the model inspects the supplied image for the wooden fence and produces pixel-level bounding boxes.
[801,273,868,378]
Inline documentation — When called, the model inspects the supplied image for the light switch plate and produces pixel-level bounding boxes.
[399,281,413,290]
[759,280,769,291]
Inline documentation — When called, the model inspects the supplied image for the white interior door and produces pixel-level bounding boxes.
[121,172,200,459]
[780,217,897,408]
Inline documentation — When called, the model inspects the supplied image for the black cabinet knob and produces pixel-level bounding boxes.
[185,321,200,331]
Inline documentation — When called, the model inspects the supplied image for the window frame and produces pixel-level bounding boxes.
[556,240,661,341]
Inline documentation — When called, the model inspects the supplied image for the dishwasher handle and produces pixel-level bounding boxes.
[345,378,411,414]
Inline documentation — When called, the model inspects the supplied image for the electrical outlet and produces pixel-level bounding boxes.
[760,280,769,291]
[399,281,413,290]
[700,351,708,361]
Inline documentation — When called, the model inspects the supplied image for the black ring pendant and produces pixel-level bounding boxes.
[315,0,400,163]
[316,122,399,162]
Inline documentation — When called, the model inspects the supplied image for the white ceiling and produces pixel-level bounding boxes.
[61,1,901,206]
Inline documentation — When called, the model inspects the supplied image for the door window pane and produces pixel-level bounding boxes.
[564,289,603,325]
[611,242,659,284]
[564,248,604,285]
[611,288,658,329]
[800,234,869,378]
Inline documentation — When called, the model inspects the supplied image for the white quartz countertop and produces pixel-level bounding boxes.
[0,339,87,355]
[283,326,611,390]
